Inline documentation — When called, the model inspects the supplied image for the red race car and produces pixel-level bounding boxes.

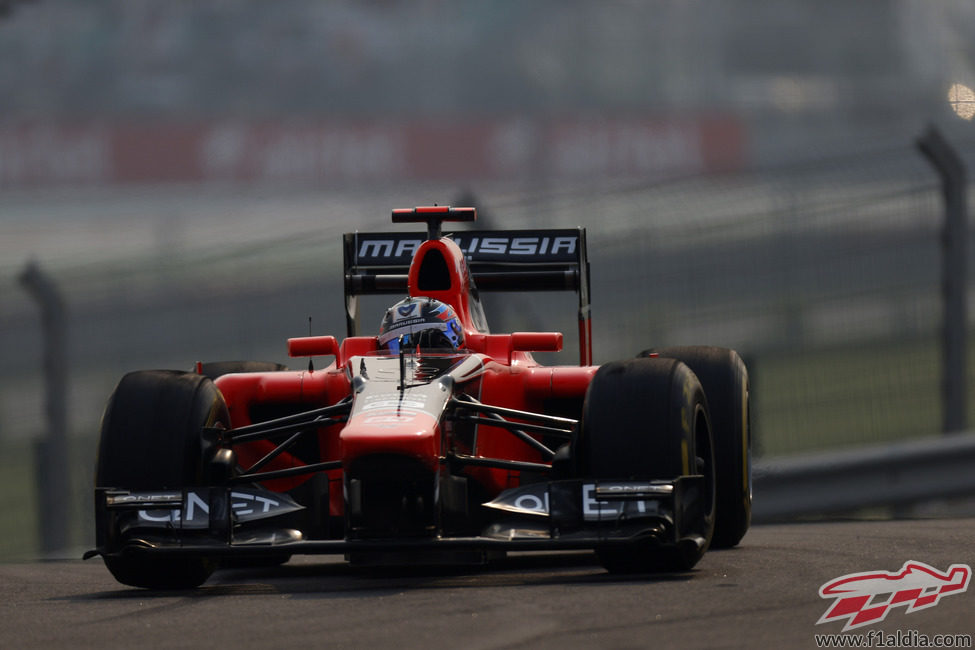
[87,206,751,589]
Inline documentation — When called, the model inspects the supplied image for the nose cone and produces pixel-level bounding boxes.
[342,354,455,470]
[340,407,441,468]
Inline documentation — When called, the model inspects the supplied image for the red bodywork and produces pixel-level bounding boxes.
[214,233,597,518]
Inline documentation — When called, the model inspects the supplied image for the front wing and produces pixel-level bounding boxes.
[87,476,709,561]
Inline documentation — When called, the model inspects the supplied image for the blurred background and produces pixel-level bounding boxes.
[1,0,974,559]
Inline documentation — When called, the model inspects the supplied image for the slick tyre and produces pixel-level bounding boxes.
[96,370,229,589]
[641,346,750,548]
[577,357,715,572]
[196,361,288,379]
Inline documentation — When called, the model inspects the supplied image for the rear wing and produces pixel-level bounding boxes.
[343,227,592,365]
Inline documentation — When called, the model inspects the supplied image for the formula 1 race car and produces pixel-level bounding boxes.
[86,206,751,589]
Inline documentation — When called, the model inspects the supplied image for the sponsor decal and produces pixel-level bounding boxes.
[817,561,971,632]
[360,391,431,414]
[484,482,662,520]
[0,118,743,187]
[351,389,440,429]
[593,483,673,498]
[133,488,303,528]
[362,397,427,412]
[395,302,420,319]
[107,492,181,506]
[451,235,577,258]
[358,238,424,260]
[354,230,581,265]
[581,484,659,520]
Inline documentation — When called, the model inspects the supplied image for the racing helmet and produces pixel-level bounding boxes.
[378,297,465,353]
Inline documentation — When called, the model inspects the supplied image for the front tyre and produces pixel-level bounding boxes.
[96,370,229,589]
[576,358,715,572]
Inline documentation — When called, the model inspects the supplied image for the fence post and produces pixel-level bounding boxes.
[917,126,968,434]
[19,260,71,556]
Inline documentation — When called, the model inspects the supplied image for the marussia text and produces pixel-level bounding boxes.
[359,235,578,260]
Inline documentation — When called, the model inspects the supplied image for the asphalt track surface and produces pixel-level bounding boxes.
[2,520,973,650]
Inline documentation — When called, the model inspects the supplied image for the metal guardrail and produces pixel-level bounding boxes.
[752,431,975,522]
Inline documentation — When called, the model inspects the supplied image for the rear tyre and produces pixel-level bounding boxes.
[641,346,750,548]
[197,361,288,379]
[577,357,715,572]
[96,370,229,589]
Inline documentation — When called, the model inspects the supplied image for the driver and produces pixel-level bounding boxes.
[378,297,465,353]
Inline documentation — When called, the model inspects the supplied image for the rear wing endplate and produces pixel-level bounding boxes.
[343,228,592,365]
